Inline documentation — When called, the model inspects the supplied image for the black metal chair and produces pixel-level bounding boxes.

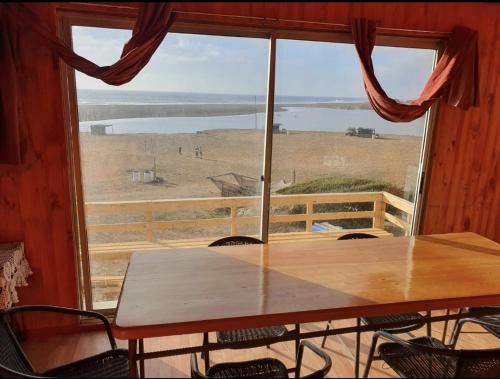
[321,232,430,378]
[450,307,500,349]
[0,305,128,378]
[204,236,298,371]
[364,330,500,378]
[208,236,265,247]
[191,340,332,378]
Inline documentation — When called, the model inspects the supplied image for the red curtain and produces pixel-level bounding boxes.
[1,2,174,86]
[352,19,479,122]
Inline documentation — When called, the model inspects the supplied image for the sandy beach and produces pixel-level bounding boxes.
[80,129,421,202]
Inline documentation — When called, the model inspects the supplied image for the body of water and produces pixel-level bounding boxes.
[77,89,425,137]
[79,107,425,136]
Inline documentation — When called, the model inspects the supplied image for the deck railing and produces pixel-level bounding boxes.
[85,191,413,242]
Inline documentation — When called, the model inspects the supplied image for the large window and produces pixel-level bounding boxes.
[64,18,438,311]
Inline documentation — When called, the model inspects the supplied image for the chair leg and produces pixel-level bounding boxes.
[363,333,379,378]
[355,318,361,378]
[321,321,331,348]
[449,319,466,349]
[295,324,300,358]
[441,309,451,343]
[449,308,464,348]
[426,310,432,337]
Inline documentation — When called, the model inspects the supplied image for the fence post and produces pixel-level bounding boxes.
[373,199,386,230]
[230,206,237,235]
[146,210,154,242]
[306,202,313,232]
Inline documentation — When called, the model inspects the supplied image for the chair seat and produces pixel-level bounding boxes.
[378,336,457,378]
[43,349,129,378]
[362,313,426,334]
[217,326,288,345]
[206,358,289,378]
[468,308,500,338]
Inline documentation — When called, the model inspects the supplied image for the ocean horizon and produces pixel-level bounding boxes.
[77,89,425,137]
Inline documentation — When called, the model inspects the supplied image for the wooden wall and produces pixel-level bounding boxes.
[0,3,78,331]
[0,2,498,332]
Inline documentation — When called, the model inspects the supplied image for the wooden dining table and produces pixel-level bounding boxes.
[113,232,500,378]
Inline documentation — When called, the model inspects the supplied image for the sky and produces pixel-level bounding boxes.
[72,26,436,100]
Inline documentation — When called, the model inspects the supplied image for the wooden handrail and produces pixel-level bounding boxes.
[85,191,414,237]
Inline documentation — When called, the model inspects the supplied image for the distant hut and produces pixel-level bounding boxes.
[90,124,112,136]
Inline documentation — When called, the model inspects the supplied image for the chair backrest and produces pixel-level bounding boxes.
[383,336,500,378]
[337,233,379,240]
[467,307,500,338]
[456,349,500,378]
[0,313,35,378]
[208,236,264,247]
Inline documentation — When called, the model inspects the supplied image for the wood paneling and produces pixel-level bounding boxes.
[0,3,78,331]
[0,2,498,333]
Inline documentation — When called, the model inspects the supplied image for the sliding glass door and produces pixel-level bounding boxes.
[72,27,269,309]
[269,38,435,240]
[64,16,439,311]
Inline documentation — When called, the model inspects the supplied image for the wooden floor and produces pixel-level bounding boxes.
[22,311,499,378]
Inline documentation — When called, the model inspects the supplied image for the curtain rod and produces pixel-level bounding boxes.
[173,10,451,38]
[67,3,451,38]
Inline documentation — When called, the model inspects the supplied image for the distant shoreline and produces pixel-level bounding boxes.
[78,102,371,122]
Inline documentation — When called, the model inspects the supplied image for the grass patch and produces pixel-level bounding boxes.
[274,176,406,231]
[277,176,403,196]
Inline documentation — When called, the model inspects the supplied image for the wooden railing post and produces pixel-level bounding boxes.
[145,210,154,242]
[306,202,313,232]
[230,206,237,235]
[373,199,386,230]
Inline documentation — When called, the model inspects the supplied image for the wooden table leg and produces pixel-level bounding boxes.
[203,332,210,373]
[355,318,361,379]
[139,339,145,378]
[426,310,432,337]
[128,339,138,378]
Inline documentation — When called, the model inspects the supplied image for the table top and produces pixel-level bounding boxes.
[113,232,500,340]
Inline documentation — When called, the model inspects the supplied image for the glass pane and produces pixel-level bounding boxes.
[270,39,435,241]
[72,27,269,309]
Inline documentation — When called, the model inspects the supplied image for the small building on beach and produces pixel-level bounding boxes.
[89,124,112,135]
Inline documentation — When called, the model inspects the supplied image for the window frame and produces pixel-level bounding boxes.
[56,4,442,314]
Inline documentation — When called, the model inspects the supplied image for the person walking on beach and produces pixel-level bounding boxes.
[178,146,182,155]
[199,146,203,159]
[195,146,199,158]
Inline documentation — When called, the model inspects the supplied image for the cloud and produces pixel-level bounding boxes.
[71,26,436,99]
[72,27,130,66]
[154,36,222,65]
